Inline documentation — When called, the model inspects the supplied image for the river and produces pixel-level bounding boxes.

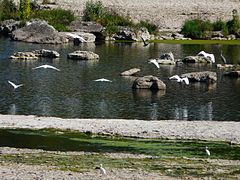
[0,37,239,121]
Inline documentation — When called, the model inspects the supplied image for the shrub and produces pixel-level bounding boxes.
[181,19,213,39]
[227,15,240,34]
[212,19,228,34]
[30,9,75,31]
[137,20,158,34]
[82,0,106,22]
[19,0,31,21]
[0,0,18,20]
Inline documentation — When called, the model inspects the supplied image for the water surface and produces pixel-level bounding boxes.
[0,37,239,121]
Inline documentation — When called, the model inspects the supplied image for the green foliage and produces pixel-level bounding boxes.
[212,19,228,35]
[82,0,106,22]
[137,20,158,34]
[30,9,75,31]
[0,0,18,20]
[227,15,240,34]
[19,0,31,21]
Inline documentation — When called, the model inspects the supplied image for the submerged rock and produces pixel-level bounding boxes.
[182,56,213,63]
[120,68,140,76]
[181,71,217,83]
[132,75,166,90]
[224,71,240,78]
[67,50,99,60]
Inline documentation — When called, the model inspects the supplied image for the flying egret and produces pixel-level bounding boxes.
[99,164,106,175]
[32,64,60,71]
[8,80,24,90]
[205,146,210,156]
[220,50,227,64]
[148,59,160,69]
[197,51,215,63]
[169,75,189,85]
[93,78,112,82]
[140,36,149,47]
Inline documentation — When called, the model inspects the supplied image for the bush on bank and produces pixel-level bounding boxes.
[181,11,240,39]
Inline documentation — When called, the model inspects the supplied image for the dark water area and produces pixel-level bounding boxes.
[0,37,240,121]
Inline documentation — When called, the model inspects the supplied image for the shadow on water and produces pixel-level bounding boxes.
[1,129,240,160]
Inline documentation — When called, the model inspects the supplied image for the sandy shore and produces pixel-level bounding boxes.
[53,0,240,31]
[0,114,239,144]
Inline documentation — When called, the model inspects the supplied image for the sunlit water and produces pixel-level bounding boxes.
[0,37,240,121]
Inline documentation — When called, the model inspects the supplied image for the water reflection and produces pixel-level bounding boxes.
[132,89,166,102]
[8,103,16,115]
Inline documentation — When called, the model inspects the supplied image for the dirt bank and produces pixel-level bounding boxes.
[0,114,239,144]
[53,0,240,31]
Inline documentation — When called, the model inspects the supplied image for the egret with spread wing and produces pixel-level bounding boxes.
[148,59,160,69]
[141,36,149,47]
[169,75,189,85]
[8,80,24,90]
[93,78,112,82]
[32,64,60,71]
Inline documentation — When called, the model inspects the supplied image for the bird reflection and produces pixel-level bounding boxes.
[132,89,165,101]
[150,103,158,120]
[199,102,213,120]
[174,106,188,120]
[9,103,16,115]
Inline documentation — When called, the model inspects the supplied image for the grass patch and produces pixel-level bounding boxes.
[30,8,75,31]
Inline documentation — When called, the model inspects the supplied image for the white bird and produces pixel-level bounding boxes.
[32,64,60,71]
[220,50,227,64]
[99,164,106,175]
[197,51,215,63]
[205,146,210,156]
[93,78,112,82]
[169,75,189,85]
[66,32,86,42]
[8,80,24,90]
[148,59,160,69]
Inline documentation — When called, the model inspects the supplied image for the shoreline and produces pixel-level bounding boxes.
[0,114,239,144]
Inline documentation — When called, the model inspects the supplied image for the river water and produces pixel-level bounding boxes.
[0,37,239,121]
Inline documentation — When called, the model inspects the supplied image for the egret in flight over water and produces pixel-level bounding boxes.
[32,64,60,71]
[93,78,112,82]
[8,80,24,90]
[169,75,189,85]
[148,59,160,69]
[141,36,149,47]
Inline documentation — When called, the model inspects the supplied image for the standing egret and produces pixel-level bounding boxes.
[220,50,227,64]
[32,64,60,71]
[169,75,189,85]
[8,80,24,90]
[205,146,210,156]
[93,78,112,82]
[148,59,160,69]
[99,164,106,175]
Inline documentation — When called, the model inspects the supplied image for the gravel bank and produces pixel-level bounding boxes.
[54,0,240,31]
[0,114,239,144]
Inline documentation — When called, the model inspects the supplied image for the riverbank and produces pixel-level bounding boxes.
[0,114,239,144]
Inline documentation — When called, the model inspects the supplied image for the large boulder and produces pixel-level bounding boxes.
[113,27,137,41]
[120,68,140,76]
[132,75,166,90]
[69,21,103,33]
[67,50,99,60]
[181,71,217,83]
[10,20,68,44]
[0,19,21,35]
[62,32,96,43]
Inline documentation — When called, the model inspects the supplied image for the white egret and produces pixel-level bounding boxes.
[32,64,60,71]
[148,59,160,69]
[220,50,227,64]
[140,36,149,47]
[93,78,112,82]
[169,75,189,85]
[8,80,24,90]
[99,164,106,175]
[197,51,215,63]
[205,146,210,156]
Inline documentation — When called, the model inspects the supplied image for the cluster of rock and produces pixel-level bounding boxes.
[10,49,99,61]
[10,49,60,60]
[181,71,217,83]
